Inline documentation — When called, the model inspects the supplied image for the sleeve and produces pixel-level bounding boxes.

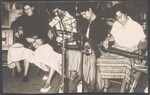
[11,17,22,33]
[136,25,146,41]
[110,21,117,36]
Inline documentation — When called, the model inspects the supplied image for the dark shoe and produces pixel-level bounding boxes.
[22,76,28,82]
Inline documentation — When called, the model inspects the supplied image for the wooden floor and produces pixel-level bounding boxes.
[2,65,148,94]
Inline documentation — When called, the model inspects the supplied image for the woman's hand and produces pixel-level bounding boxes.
[132,45,139,52]
[56,37,63,43]
[15,32,20,38]
[18,30,23,35]
[18,27,23,35]
[15,31,23,38]
[47,30,54,40]
[32,39,43,48]
[26,38,36,43]
[103,40,109,49]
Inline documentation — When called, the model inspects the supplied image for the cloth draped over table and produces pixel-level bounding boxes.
[96,52,140,90]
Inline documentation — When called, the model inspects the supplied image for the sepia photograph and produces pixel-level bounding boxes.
[1,0,148,94]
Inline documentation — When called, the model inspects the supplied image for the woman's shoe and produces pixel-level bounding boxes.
[40,85,51,93]
[144,87,148,93]
[22,76,28,82]
[42,75,48,80]
[103,87,108,92]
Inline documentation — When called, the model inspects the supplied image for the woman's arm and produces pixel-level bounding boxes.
[138,38,147,50]
[103,34,115,48]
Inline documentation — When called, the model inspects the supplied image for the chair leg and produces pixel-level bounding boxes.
[129,71,142,93]
[103,79,109,92]
[120,79,127,93]
[129,60,147,93]
[12,68,15,77]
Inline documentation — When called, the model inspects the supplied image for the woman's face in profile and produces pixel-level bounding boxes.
[115,11,128,25]
[24,5,34,16]
[81,10,91,20]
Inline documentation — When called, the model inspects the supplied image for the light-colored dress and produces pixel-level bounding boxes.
[96,17,146,91]
[7,43,33,69]
[7,43,62,75]
[31,44,62,74]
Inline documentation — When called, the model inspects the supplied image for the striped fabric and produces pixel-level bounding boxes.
[97,52,134,83]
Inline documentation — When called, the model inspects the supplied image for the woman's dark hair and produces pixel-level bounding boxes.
[22,3,36,14]
[110,4,128,18]
[77,2,98,14]
[22,3,34,8]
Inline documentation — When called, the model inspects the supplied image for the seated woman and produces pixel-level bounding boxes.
[97,4,147,93]
[29,36,62,93]
[7,3,62,93]
[7,3,48,82]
